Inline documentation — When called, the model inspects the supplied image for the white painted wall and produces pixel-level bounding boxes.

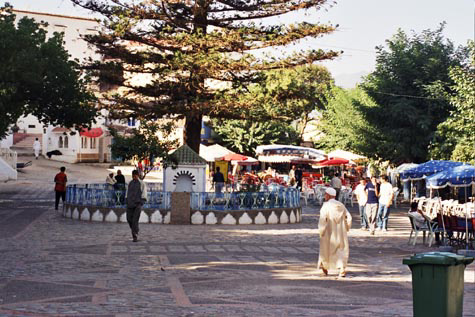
[0,135,13,149]
[13,9,100,62]
[0,157,17,182]
[16,114,43,134]
[46,131,81,163]
[163,165,207,192]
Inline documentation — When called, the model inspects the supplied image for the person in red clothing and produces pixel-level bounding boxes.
[54,166,68,210]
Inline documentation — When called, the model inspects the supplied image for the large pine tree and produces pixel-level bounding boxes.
[72,0,338,153]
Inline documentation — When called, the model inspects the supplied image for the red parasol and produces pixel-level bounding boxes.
[80,127,103,138]
[219,153,248,161]
[318,158,349,166]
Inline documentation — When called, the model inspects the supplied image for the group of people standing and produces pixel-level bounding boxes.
[353,175,394,235]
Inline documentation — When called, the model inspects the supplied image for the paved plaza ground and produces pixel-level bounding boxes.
[0,156,474,316]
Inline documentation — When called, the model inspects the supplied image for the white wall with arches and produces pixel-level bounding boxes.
[163,166,206,193]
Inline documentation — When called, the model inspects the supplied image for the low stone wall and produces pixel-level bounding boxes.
[63,204,171,224]
[62,204,302,225]
[190,208,302,225]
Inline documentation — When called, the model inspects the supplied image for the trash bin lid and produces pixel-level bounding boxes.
[403,252,474,266]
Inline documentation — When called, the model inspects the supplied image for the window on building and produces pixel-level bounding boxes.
[28,125,35,128]
[58,136,63,148]
[81,137,88,149]
[64,136,69,149]
[127,118,136,127]
[90,138,96,149]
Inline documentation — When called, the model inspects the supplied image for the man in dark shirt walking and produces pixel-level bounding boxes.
[295,166,303,191]
[212,167,225,193]
[126,170,147,242]
[54,166,67,210]
[364,176,379,235]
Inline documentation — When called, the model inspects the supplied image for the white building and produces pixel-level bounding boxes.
[3,10,114,163]
[2,9,213,165]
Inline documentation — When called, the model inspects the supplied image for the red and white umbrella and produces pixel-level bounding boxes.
[219,153,249,161]
[318,158,350,166]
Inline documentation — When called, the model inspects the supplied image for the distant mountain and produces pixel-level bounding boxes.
[333,71,369,88]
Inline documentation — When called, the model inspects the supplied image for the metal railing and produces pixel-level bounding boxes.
[191,188,300,211]
[66,183,300,211]
[65,183,169,209]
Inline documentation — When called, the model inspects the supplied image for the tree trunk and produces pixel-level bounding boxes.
[184,113,202,154]
[183,1,207,155]
[298,113,310,143]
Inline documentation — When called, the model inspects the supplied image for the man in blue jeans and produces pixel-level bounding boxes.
[354,178,368,230]
[377,175,394,232]
[364,176,379,235]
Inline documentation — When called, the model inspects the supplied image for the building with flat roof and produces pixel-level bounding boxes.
[3,10,114,163]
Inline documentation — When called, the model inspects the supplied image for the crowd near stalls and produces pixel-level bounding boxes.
[105,144,475,248]
[202,145,371,196]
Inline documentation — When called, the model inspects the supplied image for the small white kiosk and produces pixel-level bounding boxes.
[163,145,207,224]
[163,144,207,193]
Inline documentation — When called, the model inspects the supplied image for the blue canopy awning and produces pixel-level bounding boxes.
[400,160,465,182]
[426,165,475,189]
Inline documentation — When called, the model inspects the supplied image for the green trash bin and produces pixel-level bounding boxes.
[403,252,474,317]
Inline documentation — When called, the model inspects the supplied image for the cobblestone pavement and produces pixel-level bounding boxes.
[0,157,474,316]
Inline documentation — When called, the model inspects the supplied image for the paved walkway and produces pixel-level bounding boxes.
[0,157,474,316]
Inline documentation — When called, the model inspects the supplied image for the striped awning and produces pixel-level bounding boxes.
[258,155,322,164]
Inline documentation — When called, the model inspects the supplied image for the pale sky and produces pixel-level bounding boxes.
[10,0,475,87]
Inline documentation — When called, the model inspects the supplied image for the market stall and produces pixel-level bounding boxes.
[401,160,466,201]
[425,165,475,248]
[256,145,326,185]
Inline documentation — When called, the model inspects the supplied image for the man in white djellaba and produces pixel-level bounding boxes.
[317,187,352,277]
[33,138,41,160]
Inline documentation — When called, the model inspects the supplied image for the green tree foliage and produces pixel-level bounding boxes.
[430,41,475,162]
[211,119,299,156]
[211,65,332,154]
[110,121,177,179]
[0,6,97,138]
[247,64,334,140]
[71,0,339,153]
[360,24,466,163]
[317,87,379,157]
